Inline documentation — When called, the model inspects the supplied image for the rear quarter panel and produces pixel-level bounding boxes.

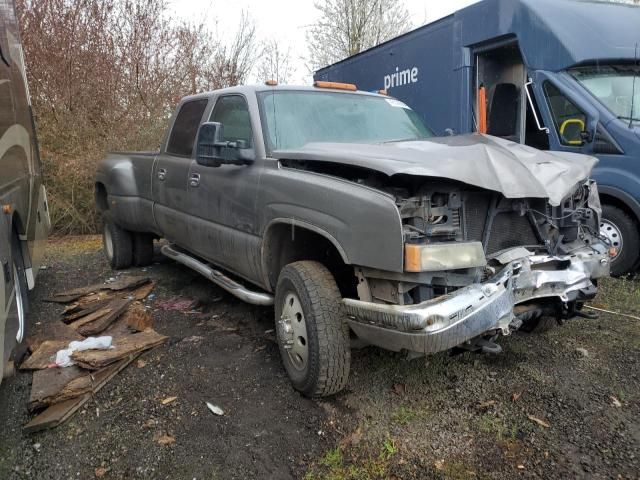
[96,152,159,234]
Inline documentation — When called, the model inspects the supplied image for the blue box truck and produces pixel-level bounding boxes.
[315,0,640,276]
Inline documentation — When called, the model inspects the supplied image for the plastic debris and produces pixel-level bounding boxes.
[205,402,224,416]
[54,336,113,367]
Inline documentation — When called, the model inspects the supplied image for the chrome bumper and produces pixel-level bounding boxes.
[344,247,609,354]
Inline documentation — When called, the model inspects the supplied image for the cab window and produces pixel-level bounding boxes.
[210,95,253,147]
[166,99,208,156]
[544,82,586,146]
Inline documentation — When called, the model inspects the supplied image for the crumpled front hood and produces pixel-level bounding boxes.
[273,134,598,206]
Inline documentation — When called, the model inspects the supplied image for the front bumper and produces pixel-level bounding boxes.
[344,247,609,354]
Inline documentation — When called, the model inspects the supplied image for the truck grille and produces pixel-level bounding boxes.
[464,192,539,255]
[463,193,491,243]
[486,212,538,254]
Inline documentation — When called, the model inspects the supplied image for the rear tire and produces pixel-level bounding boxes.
[275,261,350,397]
[102,212,133,269]
[133,233,154,267]
[600,204,639,277]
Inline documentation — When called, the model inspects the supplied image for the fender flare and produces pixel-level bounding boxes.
[260,218,351,290]
[598,185,640,223]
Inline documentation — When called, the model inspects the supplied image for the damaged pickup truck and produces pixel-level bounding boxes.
[95,83,610,396]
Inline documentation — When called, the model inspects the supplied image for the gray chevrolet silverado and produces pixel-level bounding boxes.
[96,83,610,396]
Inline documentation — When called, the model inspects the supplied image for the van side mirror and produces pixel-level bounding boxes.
[580,129,593,144]
[196,122,255,167]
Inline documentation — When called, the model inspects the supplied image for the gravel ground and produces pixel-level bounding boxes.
[1,236,639,480]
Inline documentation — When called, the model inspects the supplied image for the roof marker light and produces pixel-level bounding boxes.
[313,81,357,91]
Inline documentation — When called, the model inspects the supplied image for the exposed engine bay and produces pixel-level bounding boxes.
[281,157,610,353]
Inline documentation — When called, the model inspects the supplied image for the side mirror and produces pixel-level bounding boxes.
[195,122,255,167]
[559,119,587,146]
[580,129,593,144]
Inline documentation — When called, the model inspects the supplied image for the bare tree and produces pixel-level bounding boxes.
[257,39,293,84]
[306,0,412,71]
[16,0,257,234]
[207,12,258,90]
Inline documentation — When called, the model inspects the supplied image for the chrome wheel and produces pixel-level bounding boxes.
[103,224,114,261]
[600,219,623,258]
[13,263,25,343]
[277,292,308,371]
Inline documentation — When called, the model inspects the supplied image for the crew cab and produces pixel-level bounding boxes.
[96,82,610,396]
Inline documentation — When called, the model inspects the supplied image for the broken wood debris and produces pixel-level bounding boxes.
[20,340,70,370]
[75,298,133,336]
[45,276,151,303]
[71,330,168,370]
[21,275,164,433]
[24,355,138,433]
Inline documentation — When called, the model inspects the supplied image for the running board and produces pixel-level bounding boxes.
[160,245,274,306]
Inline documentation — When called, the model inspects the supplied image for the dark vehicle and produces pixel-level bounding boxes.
[96,83,609,396]
[315,0,640,276]
[0,0,50,383]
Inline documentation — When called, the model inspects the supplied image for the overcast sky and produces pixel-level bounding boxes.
[169,0,479,84]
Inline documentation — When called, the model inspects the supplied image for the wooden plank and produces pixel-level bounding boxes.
[71,330,168,370]
[104,276,150,292]
[63,297,115,322]
[67,306,113,328]
[23,395,90,433]
[26,323,84,353]
[128,281,155,301]
[24,354,138,433]
[45,276,151,303]
[76,298,132,336]
[20,340,69,370]
[28,366,87,411]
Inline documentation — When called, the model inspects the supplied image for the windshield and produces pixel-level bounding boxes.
[257,90,433,152]
[572,65,640,124]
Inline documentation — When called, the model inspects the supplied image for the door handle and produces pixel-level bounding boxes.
[157,168,167,181]
[189,173,201,188]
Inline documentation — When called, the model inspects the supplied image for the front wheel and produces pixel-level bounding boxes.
[275,261,350,397]
[600,205,639,277]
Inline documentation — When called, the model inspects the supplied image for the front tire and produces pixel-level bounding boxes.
[275,261,350,397]
[102,213,133,269]
[600,205,639,276]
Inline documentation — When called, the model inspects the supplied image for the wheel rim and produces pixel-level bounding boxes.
[600,219,623,258]
[13,263,25,343]
[103,224,114,261]
[278,292,309,371]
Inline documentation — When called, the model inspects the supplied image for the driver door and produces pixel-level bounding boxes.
[186,94,264,284]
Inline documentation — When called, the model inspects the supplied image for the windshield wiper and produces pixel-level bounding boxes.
[617,115,640,122]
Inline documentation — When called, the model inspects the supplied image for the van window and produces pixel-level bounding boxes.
[210,95,253,147]
[166,99,208,156]
[544,82,587,146]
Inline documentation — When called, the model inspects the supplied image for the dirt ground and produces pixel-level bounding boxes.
[0,236,638,480]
